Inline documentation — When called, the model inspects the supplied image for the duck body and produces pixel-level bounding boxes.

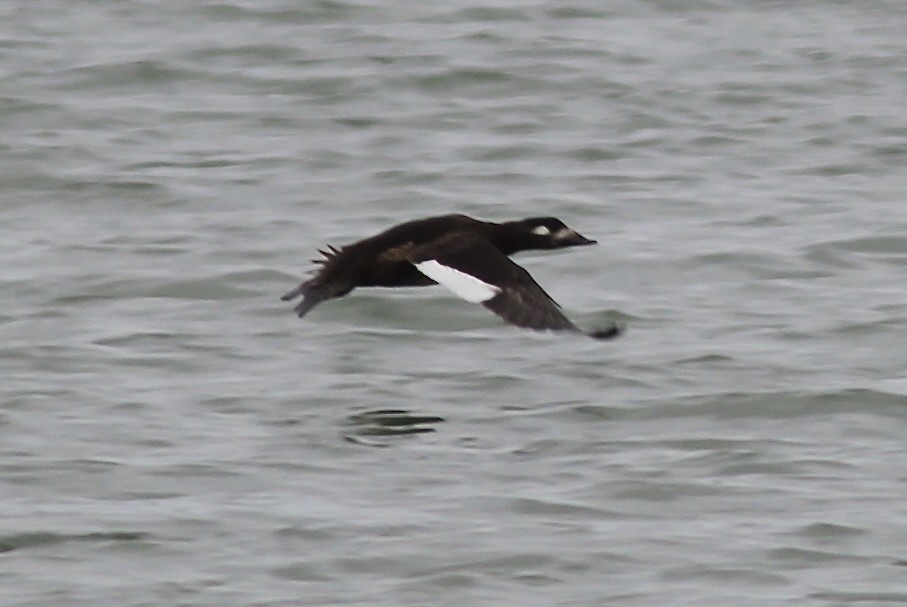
[337,214,485,288]
[282,214,620,338]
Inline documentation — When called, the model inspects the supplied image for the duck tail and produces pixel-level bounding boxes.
[281,278,354,318]
[291,289,329,318]
[281,244,352,318]
[280,282,328,318]
[280,284,306,302]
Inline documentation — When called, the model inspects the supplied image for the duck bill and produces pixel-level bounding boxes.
[562,231,597,246]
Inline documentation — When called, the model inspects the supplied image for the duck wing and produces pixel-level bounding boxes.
[408,232,580,333]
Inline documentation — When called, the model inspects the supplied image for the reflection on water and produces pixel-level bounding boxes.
[2,0,907,605]
[344,409,445,445]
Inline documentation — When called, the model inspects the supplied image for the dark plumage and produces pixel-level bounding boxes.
[281,214,621,339]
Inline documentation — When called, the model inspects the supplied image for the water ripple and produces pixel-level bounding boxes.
[3,1,907,605]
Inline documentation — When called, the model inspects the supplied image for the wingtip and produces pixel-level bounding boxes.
[587,324,624,340]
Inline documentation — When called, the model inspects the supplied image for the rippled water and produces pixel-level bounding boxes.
[2,1,907,605]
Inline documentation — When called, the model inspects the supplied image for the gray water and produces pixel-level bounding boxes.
[2,1,907,605]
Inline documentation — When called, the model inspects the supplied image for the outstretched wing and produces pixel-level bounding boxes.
[408,232,580,333]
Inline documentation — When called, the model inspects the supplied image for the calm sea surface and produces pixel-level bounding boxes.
[2,1,907,605]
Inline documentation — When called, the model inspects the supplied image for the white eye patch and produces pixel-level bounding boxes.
[532,225,551,236]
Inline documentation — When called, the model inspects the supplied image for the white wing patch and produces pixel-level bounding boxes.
[414,260,501,303]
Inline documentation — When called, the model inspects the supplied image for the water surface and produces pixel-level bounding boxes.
[2,1,907,605]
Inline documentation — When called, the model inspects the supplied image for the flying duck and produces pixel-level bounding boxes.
[281,214,621,339]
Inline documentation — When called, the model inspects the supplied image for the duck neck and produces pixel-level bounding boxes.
[488,221,544,255]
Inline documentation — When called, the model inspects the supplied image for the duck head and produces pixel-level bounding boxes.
[498,217,597,252]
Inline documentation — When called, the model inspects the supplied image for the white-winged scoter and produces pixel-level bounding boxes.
[281,214,621,339]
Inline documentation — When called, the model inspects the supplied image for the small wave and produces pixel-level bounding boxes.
[61,59,203,91]
[644,388,907,420]
[806,235,907,268]
[0,530,150,554]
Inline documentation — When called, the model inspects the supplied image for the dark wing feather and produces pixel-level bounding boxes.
[408,232,580,333]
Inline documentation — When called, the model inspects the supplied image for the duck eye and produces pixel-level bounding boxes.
[532,226,551,236]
